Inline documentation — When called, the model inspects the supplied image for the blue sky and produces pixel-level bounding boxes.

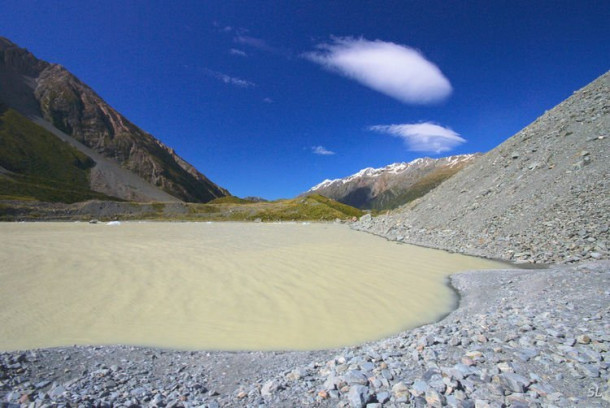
[2,1,609,199]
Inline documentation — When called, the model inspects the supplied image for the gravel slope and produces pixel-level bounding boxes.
[354,71,609,265]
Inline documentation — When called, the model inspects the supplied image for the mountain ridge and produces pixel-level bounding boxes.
[307,154,479,210]
[0,36,229,203]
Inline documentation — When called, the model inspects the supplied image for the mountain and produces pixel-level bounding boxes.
[354,71,609,264]
[0,36,229,203]
[307,154,479,210]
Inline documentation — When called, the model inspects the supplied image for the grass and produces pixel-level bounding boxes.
[208,196,253,204]
[0,193,363,222]
[0,106,118,203]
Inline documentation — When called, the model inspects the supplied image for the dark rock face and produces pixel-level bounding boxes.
[354,71,610,265]
[307,154,480,210]
[0,36,229,203]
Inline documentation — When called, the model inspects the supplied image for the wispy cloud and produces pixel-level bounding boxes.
[212,22,236,33]
[234,35,275,52]
[203,69,255,88]
[229,48,247,57]
[369,122,465,153]
[234,35,290,57]
[312,145,335,155]
[263,97,273,103]
[304,37,452,104]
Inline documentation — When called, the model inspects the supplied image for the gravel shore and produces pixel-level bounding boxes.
[2,258,608,407]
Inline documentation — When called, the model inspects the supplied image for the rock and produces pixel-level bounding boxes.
[500,373,530,394]
[261,379,281,397]
[577,334,591,344]
[343,370,369,385]
[391,382,410,400]
[347,384,370,408]
[376,391,390,403]
[35,380,52,389]
[359,214,372,223]
[49,385,66,397]
[425,389,444,406]
[410,379,429,397]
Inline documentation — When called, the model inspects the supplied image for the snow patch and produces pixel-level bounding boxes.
[308,154,477,192]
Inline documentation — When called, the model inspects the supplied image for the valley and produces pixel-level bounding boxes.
[0,31,608,408]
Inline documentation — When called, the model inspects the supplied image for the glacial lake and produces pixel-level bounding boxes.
[0,222,505,351]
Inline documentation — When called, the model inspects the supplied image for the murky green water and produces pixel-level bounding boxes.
[0,222,504,351]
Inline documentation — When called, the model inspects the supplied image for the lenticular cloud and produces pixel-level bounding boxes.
[370,122,466,153]
[305,37,452,105]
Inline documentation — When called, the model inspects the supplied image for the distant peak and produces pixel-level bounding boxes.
[309,153,479,192]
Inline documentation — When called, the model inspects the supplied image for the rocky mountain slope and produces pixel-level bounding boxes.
[0,36,229,203]
[354,71,610,265]
[0,104,121,203]
[307,154,479,210]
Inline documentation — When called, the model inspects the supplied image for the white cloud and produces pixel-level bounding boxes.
[263,97,273,103]
[234,35,275,52]
[312,145,335,155]
[304,37,452,104]
[229,48,247,57]
[203,69,255,88]
[369,122,466,153]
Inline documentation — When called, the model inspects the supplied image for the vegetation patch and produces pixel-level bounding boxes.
[208,196,253,204]
[0,107,118,203]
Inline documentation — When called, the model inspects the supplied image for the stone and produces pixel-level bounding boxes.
[425,389,444,406]
[391,381,409,399]
[462,356,476,366]
[343,370,369,385]
[376,391,390,403]
[500,373,530,394]
[410,379,429,397]
[359,214,372,223]
[35,380,52,389]
[348,384,370,408]
[576,334,591,344]
[261,379,281,397]
[49,385,66,397]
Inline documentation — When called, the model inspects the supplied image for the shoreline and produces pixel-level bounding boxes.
[2,259,608,407]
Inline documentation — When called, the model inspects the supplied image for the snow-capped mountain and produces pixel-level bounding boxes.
[307,154,480,210]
